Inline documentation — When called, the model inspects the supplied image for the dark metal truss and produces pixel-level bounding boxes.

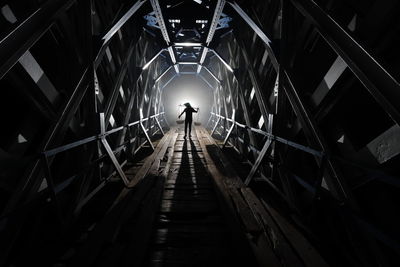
[0,0,170,264]
[205,0,400,265]
[1,0,400,265]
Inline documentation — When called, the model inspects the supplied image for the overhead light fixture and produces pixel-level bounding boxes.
[173,42,203,47]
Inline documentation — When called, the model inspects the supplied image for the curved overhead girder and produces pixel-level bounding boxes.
[154,62,221,95]
[140,43,237,87]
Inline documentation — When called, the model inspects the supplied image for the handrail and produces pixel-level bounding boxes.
[210,112,400,189]
[210,112,324,157]
[0,112,166,219]
[43,112,165,157]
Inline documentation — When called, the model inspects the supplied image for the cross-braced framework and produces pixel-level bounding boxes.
[0,0,172,263]
[206,1,400,266]
[1,0,400,266]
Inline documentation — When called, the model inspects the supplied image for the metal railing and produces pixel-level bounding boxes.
[208,111,400,255]
[1,112,167,221]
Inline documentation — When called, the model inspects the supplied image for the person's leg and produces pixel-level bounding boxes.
[188,120,192,137]
[184,120,188,138]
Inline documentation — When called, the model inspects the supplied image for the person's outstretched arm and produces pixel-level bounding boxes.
[178,109,185,118]
[194,107,199,113]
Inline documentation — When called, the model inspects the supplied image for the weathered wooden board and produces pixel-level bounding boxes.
[195,126,282,267]
[72,126,326,267]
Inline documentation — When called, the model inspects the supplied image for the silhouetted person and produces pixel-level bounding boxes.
[178,102,199,138]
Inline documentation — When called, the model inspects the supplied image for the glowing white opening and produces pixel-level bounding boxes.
[174,42,202,47]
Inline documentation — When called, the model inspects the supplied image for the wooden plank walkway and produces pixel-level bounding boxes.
[145,129,248,267]
[68,126,328,267]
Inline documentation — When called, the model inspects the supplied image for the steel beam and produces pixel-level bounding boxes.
[197,47,209,74]
[203,65,222,84]
[94,0,147,67]
[291,0,400,126]
[142,48,166,69]
[222,110,236,148]
[150,0,170,44]
[155,66,173,84]
[238,39,272,129]
[206,0,226,45]
[99,113,130,186]
[167,46,176,64]
[211,117,221,136]
[0,0,76,79]
[104,40,137,127]
[139,109,155,150]
[154,116,165,135]
[282,71,352,202]
[101,0,147,45]
[101,139,130,185]
[229,2,279,70]
[209,49,233,72]
[244,136,273,185]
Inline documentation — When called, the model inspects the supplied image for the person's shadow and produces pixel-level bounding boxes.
[171,136,210,216]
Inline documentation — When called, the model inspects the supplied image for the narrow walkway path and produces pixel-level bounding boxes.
[145,130,242,267]
[69,127,326,267]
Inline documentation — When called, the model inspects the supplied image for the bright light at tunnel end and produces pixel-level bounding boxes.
[162,76,212,126]
[173,42,203,47]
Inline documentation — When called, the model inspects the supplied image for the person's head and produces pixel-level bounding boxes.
[184,102,191,108]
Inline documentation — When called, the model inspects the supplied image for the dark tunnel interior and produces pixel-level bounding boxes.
[1,0,400,266]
